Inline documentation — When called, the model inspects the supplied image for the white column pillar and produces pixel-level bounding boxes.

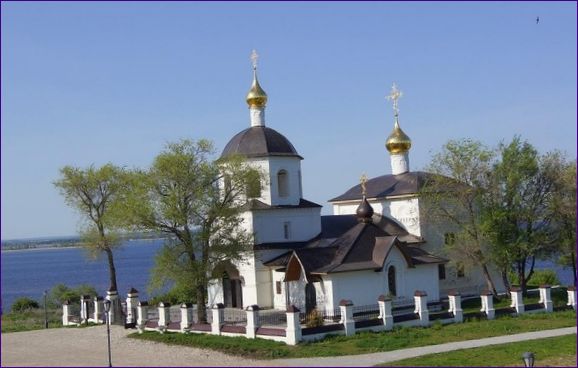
[250,107,266,127]
[211,303,224,335]
[93,296,104,323]
[448,291,463,323]
[245,305,260,339]
[125,288,139,325]
[339,299,355,336]
[378,295,394,331]
[539,285,553,313]
[157,302,170,333]
[285,305,301,345]
[413,291,429,326]
[180,303,193,332]
[567,286,576,310]
[510,287,525,314]
[62,301,71,326]
[136,301,149,333]
[480,290,495,320]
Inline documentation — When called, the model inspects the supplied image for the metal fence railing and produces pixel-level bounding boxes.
[257,309,287,327]
[352,304,380,321]
[300,307,341,326]
[223,308,247,326]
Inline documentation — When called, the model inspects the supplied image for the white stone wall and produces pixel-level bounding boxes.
[252,207,321,244]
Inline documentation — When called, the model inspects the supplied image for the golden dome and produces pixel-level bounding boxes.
[246,69,268,108]
[385,119,412,154]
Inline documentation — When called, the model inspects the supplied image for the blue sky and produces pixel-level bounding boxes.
[1,1,576,240]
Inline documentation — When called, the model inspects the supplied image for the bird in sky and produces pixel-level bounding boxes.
[536,16,540,24]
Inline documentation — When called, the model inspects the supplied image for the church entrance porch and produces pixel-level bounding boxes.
[222,272,243,308]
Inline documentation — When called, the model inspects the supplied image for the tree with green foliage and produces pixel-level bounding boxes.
[421,139,500,296]
[122,139,259,322]
[484,137,559,294]
[54,164,126,292]
[48,284,98,307]
[547,154,576,285]
[11,297,40,313]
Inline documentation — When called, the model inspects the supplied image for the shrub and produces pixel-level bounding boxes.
[48,283,97,306]
[11,297,40,313]
[149,285,196,306]
[528,269,560,286]
[508,269,560,287]
[305,309,324,328]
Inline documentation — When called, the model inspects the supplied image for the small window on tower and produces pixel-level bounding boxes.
[438,264,446,280]
[276,281,282,295]
[283,222,291,240]
[278,170,289,197]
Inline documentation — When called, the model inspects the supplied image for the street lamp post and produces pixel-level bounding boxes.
[522,352,535,367]
[103,300,112,367]
[43,290,48,329]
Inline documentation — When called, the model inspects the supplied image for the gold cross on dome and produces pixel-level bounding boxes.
[386,83,403,116]
[360,173,368,196]
[250,49,259,70]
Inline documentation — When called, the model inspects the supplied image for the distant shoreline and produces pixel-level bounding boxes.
[1,237,168,253]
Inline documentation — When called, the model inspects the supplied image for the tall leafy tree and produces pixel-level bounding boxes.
[547,154,577,286]
[123,139,259,322]
[484,137,558,294]
[54,164,126,292]
[421,139,500,296]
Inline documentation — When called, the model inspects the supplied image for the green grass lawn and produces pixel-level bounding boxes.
[1,308,62,333]
[382,334,577,366]
[129,309,576,360]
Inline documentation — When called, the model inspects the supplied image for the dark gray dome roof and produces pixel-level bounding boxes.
[221,126,302,159]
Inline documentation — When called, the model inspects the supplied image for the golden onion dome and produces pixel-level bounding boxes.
[385,119,412,154]
[246,69,268,108]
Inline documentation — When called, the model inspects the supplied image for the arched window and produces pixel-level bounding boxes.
[388,266,397,296]
[277,170,289,197]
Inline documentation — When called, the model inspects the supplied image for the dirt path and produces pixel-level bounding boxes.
[1,325,267,367]
[2,325,576,367]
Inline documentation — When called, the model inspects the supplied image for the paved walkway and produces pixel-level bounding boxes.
[1,326,575,367]
[274,327,577,367]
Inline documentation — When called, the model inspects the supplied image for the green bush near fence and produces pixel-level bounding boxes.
[10,297,40,313]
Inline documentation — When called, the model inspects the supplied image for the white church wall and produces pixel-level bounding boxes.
[272,270,286,309]
[207,279,223,307]
[328,271,384,307]
[252,207,321,244]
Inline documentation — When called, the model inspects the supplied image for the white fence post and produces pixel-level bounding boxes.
[93,296,104,323]
[339,299,355,336]
[480,290,495,320]
[378,295,394,331]
[539,285,553,313]
[158,302,170,333]
[448,291,463,323]
[510,287,525,314]
[245,305,259,339]
[80,295,91,324]
[211,303,224,335]
[414,291,429,326]
[180,303,193,332]
[105,289,119,325]
[285,305,301,345]
[125,288,139,325]
[567,286,576,310]
[136,301,149,333]
[62,301,71,326]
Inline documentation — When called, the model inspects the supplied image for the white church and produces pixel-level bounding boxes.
[208,54,505,313]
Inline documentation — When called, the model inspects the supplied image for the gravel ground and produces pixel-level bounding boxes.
[1,325,268,367]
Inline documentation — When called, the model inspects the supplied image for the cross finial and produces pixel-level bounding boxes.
[360,173,368,196]
[386,83,403,117]
[250,49,259,70]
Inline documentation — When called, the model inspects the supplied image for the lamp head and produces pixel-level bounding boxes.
[104,299,111,313]
[522,352,535,367]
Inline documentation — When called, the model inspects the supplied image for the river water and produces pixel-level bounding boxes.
[1,239,164,311]
[0,239,575,311]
